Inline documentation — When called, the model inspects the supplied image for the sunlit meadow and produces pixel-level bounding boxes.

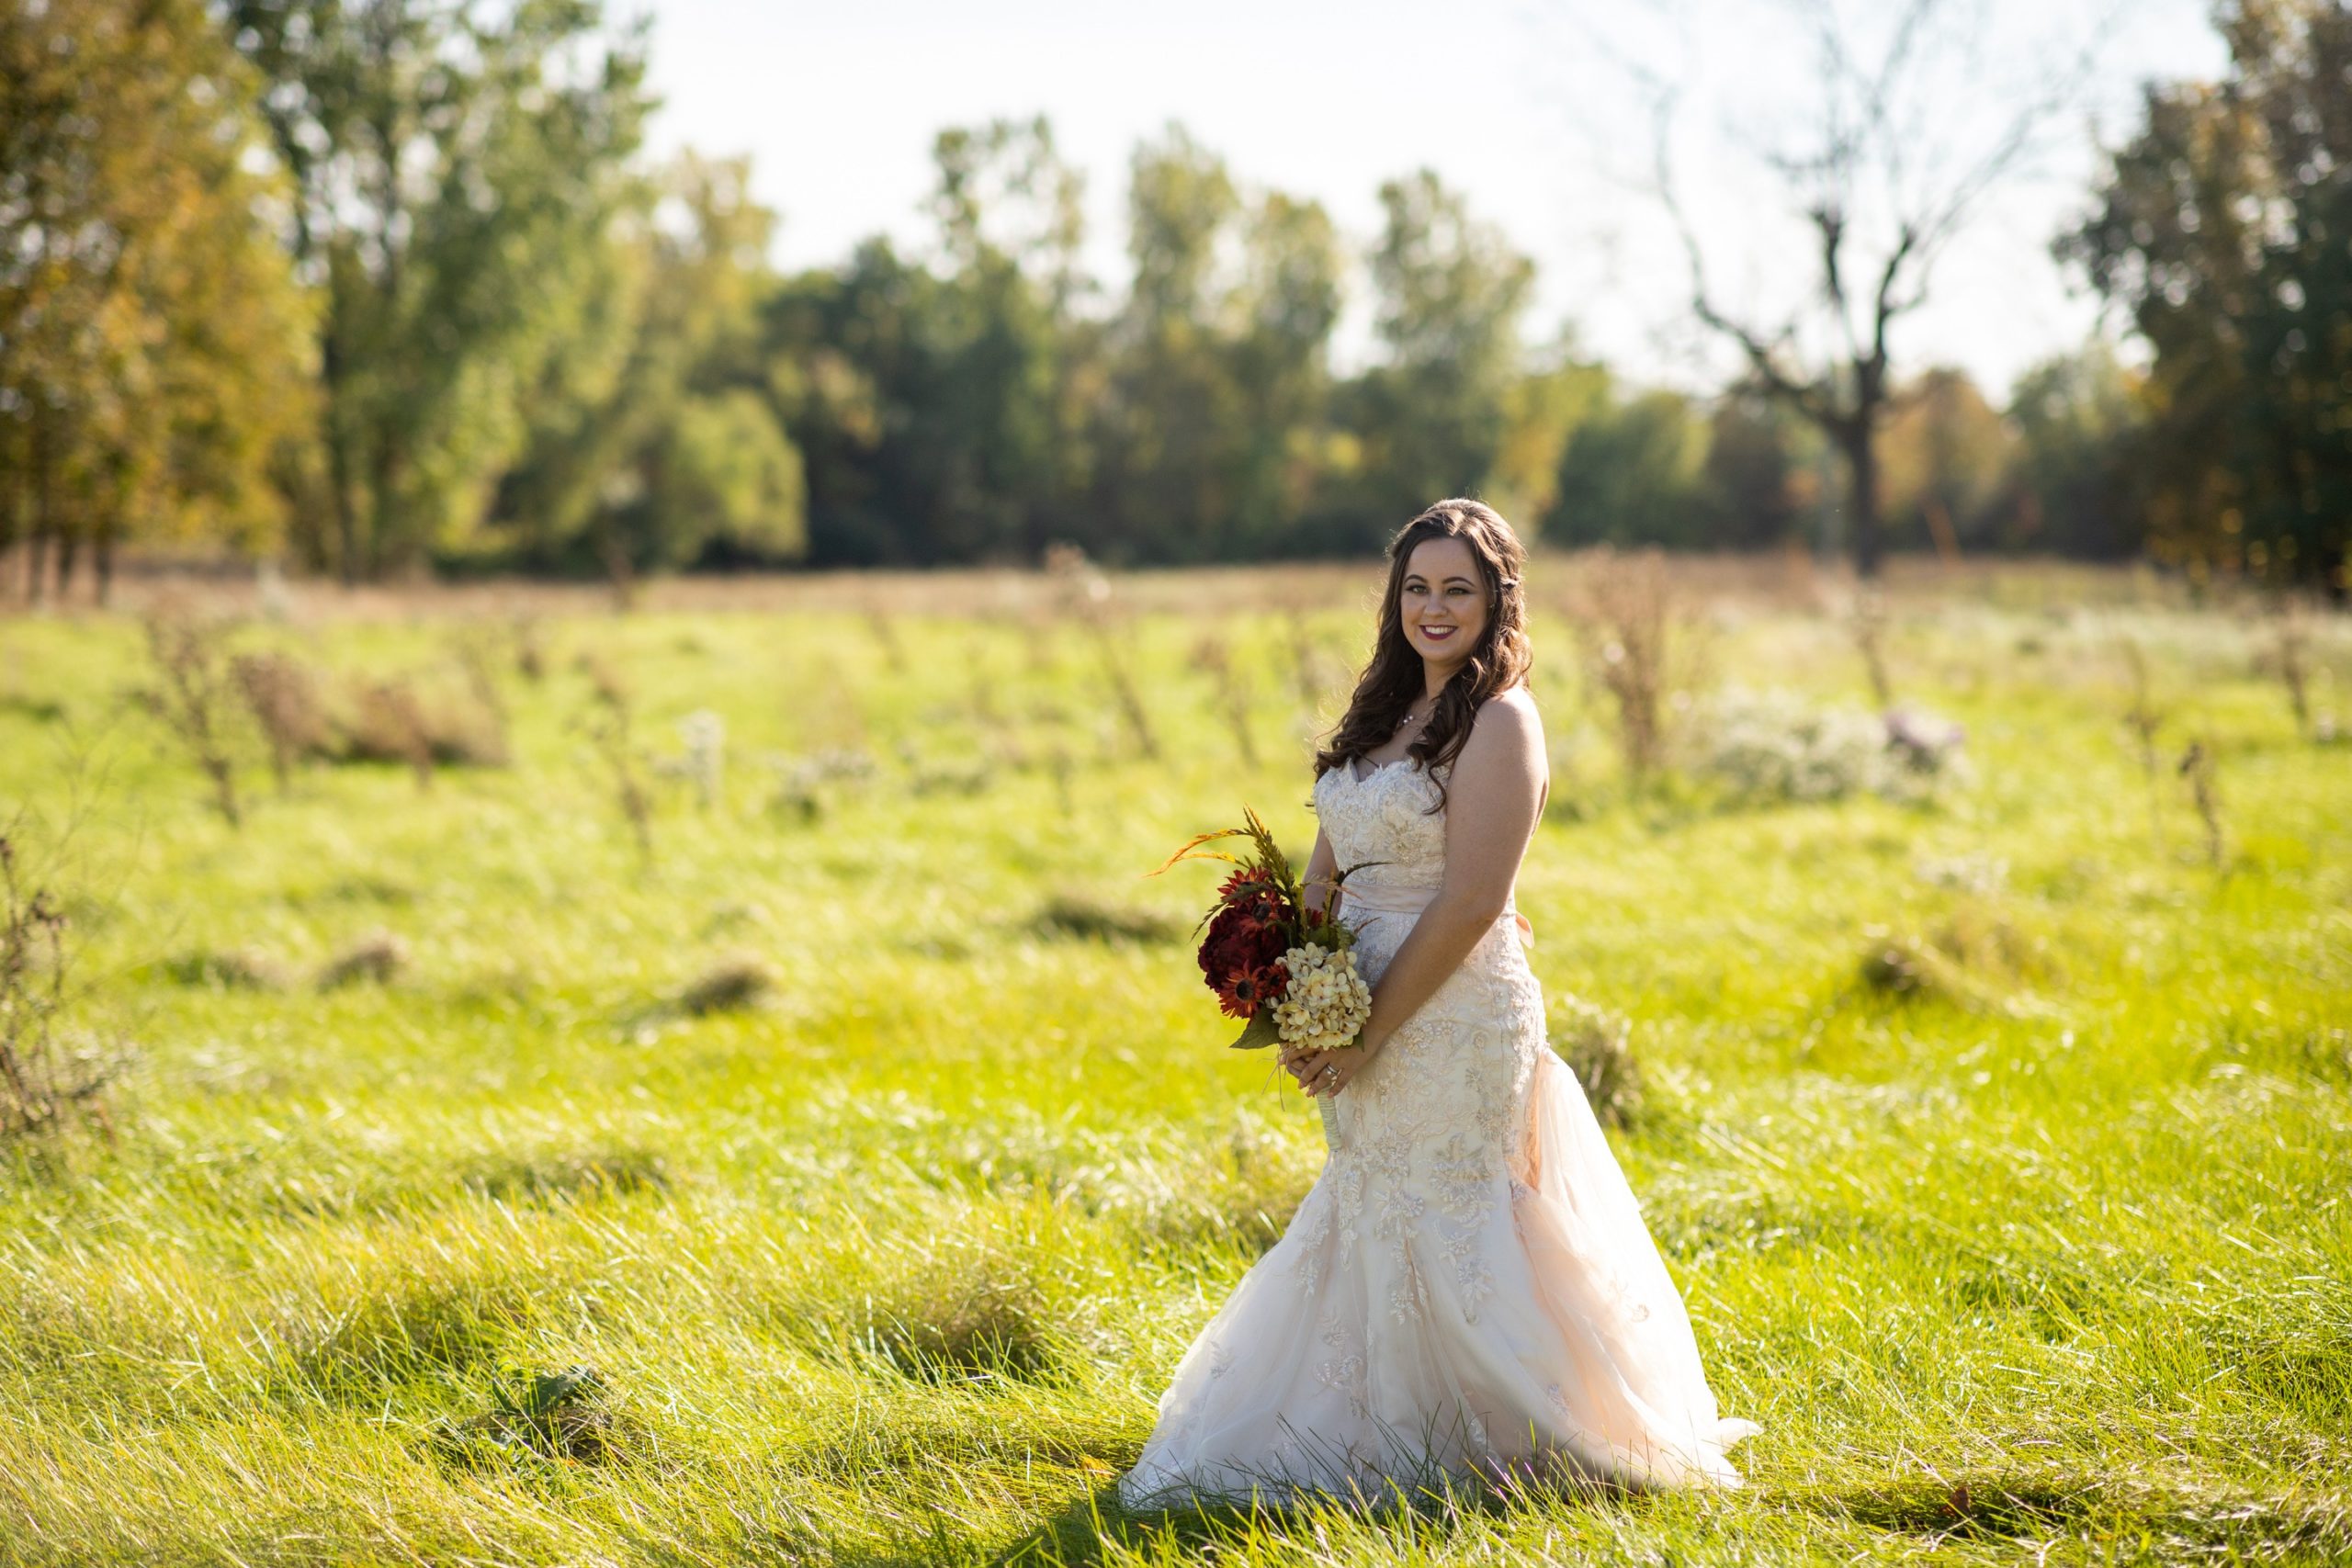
[1,559,2346,1566]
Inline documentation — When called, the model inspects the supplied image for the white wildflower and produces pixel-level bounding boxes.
[1698,687,1970,805]
[679,709,725,809]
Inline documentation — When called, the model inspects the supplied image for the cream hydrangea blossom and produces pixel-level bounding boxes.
[1271,941,1373,1052]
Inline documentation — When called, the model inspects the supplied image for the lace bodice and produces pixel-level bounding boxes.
[1313,756,1451,897]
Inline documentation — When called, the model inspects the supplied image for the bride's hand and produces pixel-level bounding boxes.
[1294,1041,1375,1098]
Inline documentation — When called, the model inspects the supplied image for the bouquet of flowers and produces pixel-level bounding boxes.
[1152,807,1375,1148]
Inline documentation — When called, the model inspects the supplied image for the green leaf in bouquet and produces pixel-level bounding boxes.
[1228,1010,1283,1050]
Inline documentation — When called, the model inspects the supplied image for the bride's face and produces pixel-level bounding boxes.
[1398,536,1488,668]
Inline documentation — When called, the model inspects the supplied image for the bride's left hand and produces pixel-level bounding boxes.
[1291,1042,1375,1098]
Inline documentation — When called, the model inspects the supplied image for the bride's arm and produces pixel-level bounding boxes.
[1299,692,1547,1097]
[1301,822,1339,918]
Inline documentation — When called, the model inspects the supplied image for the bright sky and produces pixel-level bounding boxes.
[639,0,2226,400]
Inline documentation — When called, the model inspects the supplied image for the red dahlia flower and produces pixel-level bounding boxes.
[1199,903,1284,979]
[1217,865,1278,901]
[1215,960,1289,1019]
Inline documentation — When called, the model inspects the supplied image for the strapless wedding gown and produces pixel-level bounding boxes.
[1119,757,1758,1507]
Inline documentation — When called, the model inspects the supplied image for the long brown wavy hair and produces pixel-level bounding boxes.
[1314,499,1532,808]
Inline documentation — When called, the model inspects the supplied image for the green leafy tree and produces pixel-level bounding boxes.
[774,118,1089,567]
[765,241,933,565]
[1091,129,1348,561]
[1224,190,1345,553]
[920,116,1090,563]
[1544,379,1716,547]
[1704,388,1814,550]
[647,388,804,568]
[0,0,311,602]
[2063,0,2352,592]
[1485,344,1611,533]
[227,0,652,581]
[1879,367,2015,555]
[1345,171,1532,533]
[491,151,802,583]
[1095,127,1243,560]
[2004,343,2149,558]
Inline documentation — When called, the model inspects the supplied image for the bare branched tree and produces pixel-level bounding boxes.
[1614,0,2107,575]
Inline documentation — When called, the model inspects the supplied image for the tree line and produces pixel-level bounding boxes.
[3,0,2346,595]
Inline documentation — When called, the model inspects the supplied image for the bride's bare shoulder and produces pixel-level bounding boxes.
[1476,683,1543,733]
[1461,684,1544,762]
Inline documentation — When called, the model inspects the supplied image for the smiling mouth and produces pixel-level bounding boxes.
[1417,626,1458,639]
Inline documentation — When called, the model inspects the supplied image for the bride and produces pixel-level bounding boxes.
[1120,500,1758,1507]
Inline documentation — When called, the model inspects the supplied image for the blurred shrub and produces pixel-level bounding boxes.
[158,946,288,991]
[318,931,407,990]
[232,651,334,789]
[1,837,127,1142]
[1549,992,1645,1129]
[435,1364,628,1467]
[1031,891,1182,945]
[673,956,775,1017]
[1697,688,1970,805]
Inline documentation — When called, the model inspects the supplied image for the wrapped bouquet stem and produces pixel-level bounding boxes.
[1152,807,1377,1153]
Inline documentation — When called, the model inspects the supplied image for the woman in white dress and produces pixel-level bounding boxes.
[1120,500,1758,1508]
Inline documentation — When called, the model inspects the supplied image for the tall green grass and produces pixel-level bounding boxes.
[0,570,2346,1566]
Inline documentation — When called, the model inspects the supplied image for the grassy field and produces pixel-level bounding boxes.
[1,559,2347,1566]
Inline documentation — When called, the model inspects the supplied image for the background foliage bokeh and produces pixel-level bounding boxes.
[6,0,2352,594]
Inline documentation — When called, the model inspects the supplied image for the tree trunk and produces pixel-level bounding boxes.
[370,433,401,581]
[53,525,78,602]
[597,513,639,612]
[322,334,360,586]
[95,514,116,606]
[26,413,52,604]
[1840,419,1883,579]
[0,462,17,604]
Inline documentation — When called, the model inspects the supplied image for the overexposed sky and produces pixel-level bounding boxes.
[640,0,2225,400]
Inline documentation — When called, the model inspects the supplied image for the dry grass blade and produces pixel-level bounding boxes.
[0,835,124,1142]
[1194,634,1260,768]
[140,609,243,827]
[1849,589,1894,707]
[1568,548,1703,781]
[345,681,436,787]
[232,650,332,791]
[2179,739,2225,869]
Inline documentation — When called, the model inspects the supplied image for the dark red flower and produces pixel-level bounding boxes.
[1199,902,1284,981]
[1215,960,1289,1019]
[1217,865,1278,903]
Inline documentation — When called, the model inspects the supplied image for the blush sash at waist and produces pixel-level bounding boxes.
[1339,882,1535,948]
